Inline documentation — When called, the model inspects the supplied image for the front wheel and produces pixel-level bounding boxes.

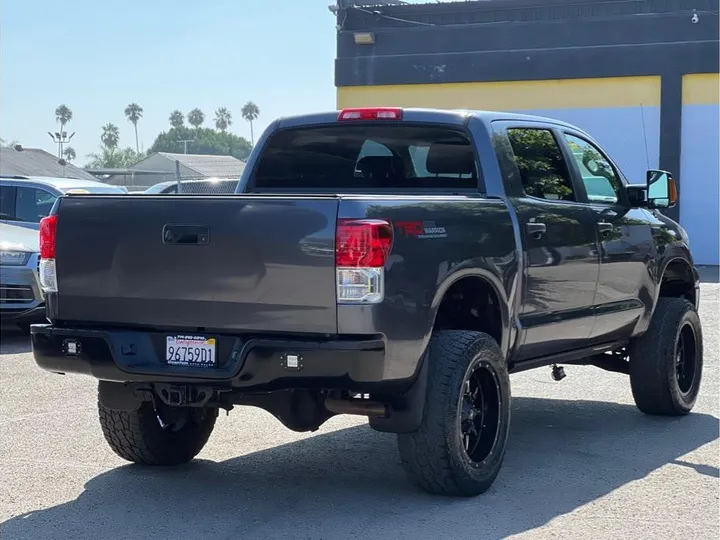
[98,396,218,466]
[629,297,703,416]
[397,330,511,497]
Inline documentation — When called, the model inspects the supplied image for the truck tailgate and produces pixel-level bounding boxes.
[54,195,339,333]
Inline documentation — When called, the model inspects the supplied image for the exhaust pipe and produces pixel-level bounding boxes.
[325,397,387,418]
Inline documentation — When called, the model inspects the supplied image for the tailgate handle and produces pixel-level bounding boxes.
[163,225,210,245]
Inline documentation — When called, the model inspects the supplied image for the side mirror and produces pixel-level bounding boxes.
[646,169,677,209]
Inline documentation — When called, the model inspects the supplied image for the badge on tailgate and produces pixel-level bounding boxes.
[166,335,216,367]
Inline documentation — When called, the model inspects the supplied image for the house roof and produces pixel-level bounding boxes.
[152,152,246,177]
[0,147,99,181]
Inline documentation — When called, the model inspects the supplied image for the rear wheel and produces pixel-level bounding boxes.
[629,297,703,415]
[397,330,511,497]
[98,396,218,465]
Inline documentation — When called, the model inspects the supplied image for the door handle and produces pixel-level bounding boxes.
[526,222,547,240]
[597,222,614,237]
[162,224,210,245]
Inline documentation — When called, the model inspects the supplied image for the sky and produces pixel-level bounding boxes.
[0,0,341,163]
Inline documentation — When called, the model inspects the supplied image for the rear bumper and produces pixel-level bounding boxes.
[30,325,388,391]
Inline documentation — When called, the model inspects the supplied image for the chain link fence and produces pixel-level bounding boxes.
[120,159,244,195]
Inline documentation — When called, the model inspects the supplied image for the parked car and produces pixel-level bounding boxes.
[0,222,43,329]
[30,108,702,497]
[0,176,127,229]
[142,177,239,194]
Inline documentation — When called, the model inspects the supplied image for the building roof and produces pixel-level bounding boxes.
[146,152,246,177]
[0,147,98,181]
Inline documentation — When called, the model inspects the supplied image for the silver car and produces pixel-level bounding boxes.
[0,176,126,329]
[0,222,43,329]
[0,175,127,230]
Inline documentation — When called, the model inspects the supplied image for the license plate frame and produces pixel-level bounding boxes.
[165,335,217,368]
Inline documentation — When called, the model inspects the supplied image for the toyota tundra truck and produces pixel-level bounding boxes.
[31,108,703,497]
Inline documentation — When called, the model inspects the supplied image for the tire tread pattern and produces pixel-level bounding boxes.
[629,297,703,416]
[98,397,217,466]
[398,330,510,497]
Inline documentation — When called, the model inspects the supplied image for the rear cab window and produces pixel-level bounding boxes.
[250,124,482,192]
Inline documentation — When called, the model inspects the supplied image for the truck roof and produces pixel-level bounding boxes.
[275,108,582,131]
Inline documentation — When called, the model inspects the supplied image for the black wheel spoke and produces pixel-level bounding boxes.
[458,361,501,464]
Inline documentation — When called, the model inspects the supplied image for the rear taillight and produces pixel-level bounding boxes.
[39,215,58,292]
[337,107,403,121]
[335,219,393,304]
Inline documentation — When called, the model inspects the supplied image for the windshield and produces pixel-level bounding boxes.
[252,124,480,191]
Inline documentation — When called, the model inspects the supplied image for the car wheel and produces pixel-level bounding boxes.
[397,330,511,497]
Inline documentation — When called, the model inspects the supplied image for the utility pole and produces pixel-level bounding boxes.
[178,139,194,154]
[48,131,75,158]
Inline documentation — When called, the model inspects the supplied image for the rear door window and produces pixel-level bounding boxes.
[506,128,577,202]
[15,187,57,223]
[0,186,17,220]
[252,125,481,191]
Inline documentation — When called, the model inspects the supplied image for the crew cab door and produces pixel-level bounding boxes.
[493,123,601,361]
[558,129,655,343]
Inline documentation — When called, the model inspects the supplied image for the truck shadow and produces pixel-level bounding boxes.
[2,397,718,540]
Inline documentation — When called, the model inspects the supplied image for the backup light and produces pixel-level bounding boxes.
[335,219,393,304]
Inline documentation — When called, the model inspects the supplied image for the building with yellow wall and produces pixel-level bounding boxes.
[334,0,719,265]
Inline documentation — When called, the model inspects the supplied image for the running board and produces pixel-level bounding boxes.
[508,340,629,374]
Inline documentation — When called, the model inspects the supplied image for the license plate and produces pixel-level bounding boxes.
[165,335,216,367]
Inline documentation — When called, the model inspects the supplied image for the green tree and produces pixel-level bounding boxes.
[149,126,251,161]
[124,102,144,153]
[54,104,73,157]
[101,123,120,153]
[187,108,205,129]
[86,147,144,169]
[55,104,73,132]
[241,101,260,145]
[214,107,232,132]
[63,146,76,162]
[169,110,185,128]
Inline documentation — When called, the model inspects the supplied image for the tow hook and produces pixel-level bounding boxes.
[551,364,566,381]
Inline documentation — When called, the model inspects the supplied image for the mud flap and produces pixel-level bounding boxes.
[369,350,428,434]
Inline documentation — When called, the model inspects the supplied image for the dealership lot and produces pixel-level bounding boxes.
[1,274,718,540]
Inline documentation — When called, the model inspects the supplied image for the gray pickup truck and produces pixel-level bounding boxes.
[31,108,703,497]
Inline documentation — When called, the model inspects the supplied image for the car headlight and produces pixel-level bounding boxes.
[0,251,32,266]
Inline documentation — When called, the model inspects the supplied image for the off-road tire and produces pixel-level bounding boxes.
[98,398,218,465]
[397,330,511,497]
[629,297,703,416]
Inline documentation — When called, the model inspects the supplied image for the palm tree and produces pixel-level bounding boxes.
[241,101,260,145]
[187,108,205,129]
[214,107,232,132]
[169,110,184,129]
[101,123,120,153]
[55,104,73,132]
[63,146,76,162]
[124,103,143,153]
[54,104,73,157]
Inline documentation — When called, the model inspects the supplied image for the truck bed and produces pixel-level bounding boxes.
[53,195,339,334]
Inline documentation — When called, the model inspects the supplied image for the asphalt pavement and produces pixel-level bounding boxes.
[1,274,718,539]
